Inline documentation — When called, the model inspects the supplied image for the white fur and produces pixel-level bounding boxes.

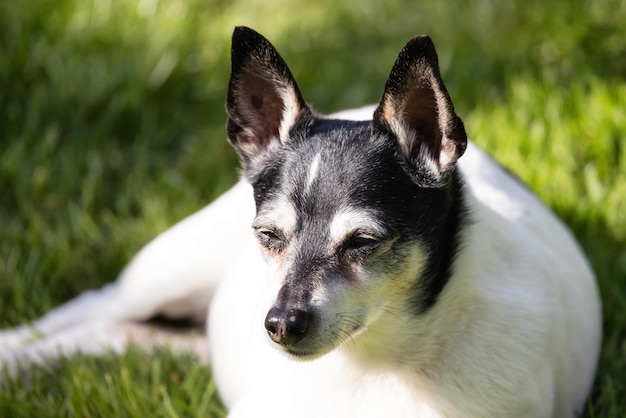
[278,89,301,143]
[328,207,387,247]
[0,105,601,418]
[306,152,322,190]
[254,195,298,240]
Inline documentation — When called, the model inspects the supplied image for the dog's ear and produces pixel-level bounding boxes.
[374,35,467,184]
[227,26,311,165]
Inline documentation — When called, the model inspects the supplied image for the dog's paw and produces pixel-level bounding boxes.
[0,327,40,353]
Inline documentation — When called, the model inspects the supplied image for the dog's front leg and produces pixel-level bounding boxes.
[0,282,120,352]
[0,180,254,368]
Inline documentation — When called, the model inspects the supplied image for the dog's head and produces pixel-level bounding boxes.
[226,27,467,359]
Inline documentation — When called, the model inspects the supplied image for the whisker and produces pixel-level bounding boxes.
[335,328,356,350]
[381,306,409,322]
[331,331,348,347]
[335,312,362,330]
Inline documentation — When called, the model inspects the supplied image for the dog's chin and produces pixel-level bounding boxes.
[282,348,328,362]
[267,340,339,362]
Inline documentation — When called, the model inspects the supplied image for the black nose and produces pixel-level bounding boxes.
[264,307,311,346]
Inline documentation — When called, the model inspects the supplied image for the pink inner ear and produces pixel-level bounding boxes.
[238,71,285,147]
[402,85,443,161]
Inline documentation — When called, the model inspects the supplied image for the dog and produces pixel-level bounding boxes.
[0,27,601,417]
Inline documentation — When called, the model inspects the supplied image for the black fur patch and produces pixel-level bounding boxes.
[253,117,468,314]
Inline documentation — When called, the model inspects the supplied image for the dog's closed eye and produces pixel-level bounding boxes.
[340,233,385,260]
[254,227,288,253]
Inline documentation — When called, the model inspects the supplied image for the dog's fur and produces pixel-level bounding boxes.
[1,27,601,417]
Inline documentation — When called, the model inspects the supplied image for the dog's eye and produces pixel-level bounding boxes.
[349,235,379,248]
[254,227,287,252]
[341,234,381,259]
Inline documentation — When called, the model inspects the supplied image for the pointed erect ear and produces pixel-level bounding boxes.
[227,27,311,164]
[374,35,467,183]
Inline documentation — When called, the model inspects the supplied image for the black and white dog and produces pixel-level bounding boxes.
[1,27,601,417]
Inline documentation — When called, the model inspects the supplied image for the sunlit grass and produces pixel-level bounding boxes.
[0,348,225,417]
[1,0,624,416]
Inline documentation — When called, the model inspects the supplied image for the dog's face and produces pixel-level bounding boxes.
[226,27,467,359]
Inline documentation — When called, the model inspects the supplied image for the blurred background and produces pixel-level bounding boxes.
[1,0,625,416]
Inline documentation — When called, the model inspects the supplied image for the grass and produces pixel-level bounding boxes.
[0,348,224,417]
[0,0,625,416]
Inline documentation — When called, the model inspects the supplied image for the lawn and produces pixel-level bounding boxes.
[1,0,625,416]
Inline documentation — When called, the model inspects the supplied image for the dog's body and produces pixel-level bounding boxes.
[1,28,601,417]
